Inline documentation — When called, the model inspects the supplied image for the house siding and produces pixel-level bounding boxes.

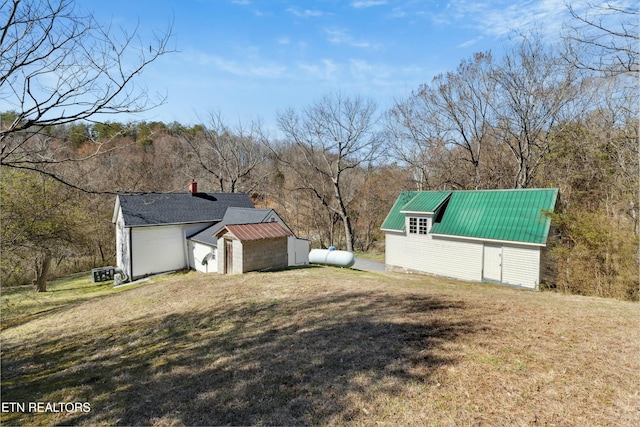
[386,232,431,272]
[386,213,482,281]
[289,236,310,266]
[386,228,541,288]
[430,236,483,282]
[190,241,217,273]
[384,231,406,269]
[502,245,541,289]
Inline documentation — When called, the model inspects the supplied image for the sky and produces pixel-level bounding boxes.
[27,1,637,132]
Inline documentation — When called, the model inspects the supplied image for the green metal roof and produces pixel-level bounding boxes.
[381,188,558,244]
[429,189,558,245]
[400,191,452,213]
[380,191,420,231]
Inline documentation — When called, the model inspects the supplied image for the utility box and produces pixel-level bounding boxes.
[92,266,115,282]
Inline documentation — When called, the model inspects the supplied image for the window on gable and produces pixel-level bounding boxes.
[409,217,428,234]
[409,217,417,234]
[419,218,428,234]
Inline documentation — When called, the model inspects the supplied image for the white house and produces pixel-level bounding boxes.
[112,183,309,280]
[187,207,310,274]
[112,183,254,280]
[381,188,558,290]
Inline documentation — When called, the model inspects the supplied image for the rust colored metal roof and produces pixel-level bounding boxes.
[219,221,293,241]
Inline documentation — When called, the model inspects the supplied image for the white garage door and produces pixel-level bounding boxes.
[132,225,186,278]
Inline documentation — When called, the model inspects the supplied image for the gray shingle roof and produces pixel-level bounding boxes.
[188,207,273,246]
[117,192,254,227]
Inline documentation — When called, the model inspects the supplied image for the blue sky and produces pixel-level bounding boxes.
[41,1,638,130]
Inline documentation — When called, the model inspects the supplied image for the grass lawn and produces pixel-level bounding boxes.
[1,267,638,426]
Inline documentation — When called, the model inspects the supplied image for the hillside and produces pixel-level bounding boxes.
[1,268,638,426]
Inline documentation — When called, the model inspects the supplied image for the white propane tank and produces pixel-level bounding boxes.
[309,248,355,268]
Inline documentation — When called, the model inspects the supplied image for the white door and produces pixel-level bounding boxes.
[132,225,186,278]
[483,244,502,282]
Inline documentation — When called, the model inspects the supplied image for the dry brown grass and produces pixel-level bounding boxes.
[1,267,638,426]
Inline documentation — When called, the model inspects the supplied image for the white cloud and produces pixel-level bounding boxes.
[443,0,622,38]
[297,59,338,82]
[286,8,326,17]
[325,28,380,49]
[186,51,286,79]
[457,36,484,48]
[351,0,387,8]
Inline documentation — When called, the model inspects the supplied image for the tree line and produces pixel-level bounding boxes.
[1,0,637,300]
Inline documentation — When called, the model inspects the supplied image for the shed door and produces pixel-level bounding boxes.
[483,244,502,282]
[224,239,233,274]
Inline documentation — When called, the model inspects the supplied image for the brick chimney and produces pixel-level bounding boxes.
[189,181,198,195]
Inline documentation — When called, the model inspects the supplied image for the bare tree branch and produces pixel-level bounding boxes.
[0,0,175,190]
[563,2,639,75]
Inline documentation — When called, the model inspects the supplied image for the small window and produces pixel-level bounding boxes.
[419,218,428,234]
[409,217,417,234]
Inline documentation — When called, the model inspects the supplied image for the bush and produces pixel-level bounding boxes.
[546,210,639,301]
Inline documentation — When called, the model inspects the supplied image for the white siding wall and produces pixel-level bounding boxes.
[386,230,483,281]
[190,241,217,273]
[502,245,541,289]
[399,231,432,272]
[131,225,186,278]
[430,237,483,282]
[386,223,543,289]
[385,231,406,268]
[289,236,310,266]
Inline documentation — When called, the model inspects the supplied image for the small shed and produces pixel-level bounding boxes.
[215,222,293,274]
[187,207,309,273]
[382,188,558,289]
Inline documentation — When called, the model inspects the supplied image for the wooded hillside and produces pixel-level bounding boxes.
[1,1,637,300]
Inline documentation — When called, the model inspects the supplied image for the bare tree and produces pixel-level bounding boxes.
[276,93,382,252]
[385,94,440,190]
[492,34,588,188]
[387,52,496,190]
[181,113,270,193]
[0,0,174,189]
[564,2,639,75]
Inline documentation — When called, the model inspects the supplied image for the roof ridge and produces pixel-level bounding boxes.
[449,188,558,193]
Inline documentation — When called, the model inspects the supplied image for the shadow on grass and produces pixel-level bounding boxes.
[0,281,116,332]
[2,291,477,425]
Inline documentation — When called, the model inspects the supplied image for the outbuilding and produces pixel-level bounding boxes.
[214,222,293,274]
[381,188,558,290]
[187,207,310,274]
